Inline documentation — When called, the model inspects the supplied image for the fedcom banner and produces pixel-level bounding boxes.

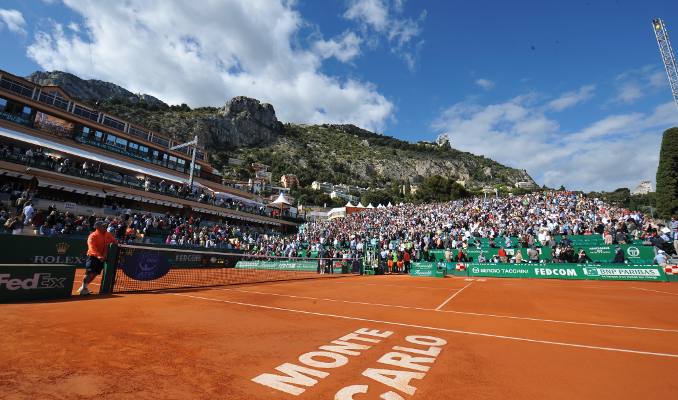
[466,263,667,281]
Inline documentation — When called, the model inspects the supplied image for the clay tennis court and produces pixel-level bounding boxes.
[2,274,678,399]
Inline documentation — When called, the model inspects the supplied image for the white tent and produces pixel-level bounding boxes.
[269,193,293,213]
[367,203,375,209]
[271,193,292,205]
[345,201,355,207]
[387,202,393,207]
[355,203,366,208]
[377,204,384,208]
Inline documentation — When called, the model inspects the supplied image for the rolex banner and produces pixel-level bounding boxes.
[0,264,76,302]
[0,235,89,267]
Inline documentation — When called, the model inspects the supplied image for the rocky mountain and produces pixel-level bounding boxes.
[24,70,536,189]
[239,123,535,189]
[161,96,283,149]
[26,70,164,105]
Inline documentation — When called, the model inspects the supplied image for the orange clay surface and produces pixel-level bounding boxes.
[2,273,678,399]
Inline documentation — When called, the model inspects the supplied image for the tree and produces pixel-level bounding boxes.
[415,175,470,203]
[315,193,333,207]
[235,168,251,180]
[361,190,393,206]
[512,187,530,196]
[656,127,678,219]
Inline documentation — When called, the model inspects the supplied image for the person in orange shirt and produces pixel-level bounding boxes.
[387,250,393,274]
[77,221,119,295]
[403,250,411,273]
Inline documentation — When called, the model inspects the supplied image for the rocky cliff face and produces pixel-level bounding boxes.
[25,70,164,105]
[23,70,535,186]
[120,96,282,149]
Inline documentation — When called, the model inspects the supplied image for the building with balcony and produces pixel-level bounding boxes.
[0,69,301,229]
[252,163,269,171]
[280,174,299,188]
[311,181,334,192]
[329,190,359,203]
[632,181,653,195]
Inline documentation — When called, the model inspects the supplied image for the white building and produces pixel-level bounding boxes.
[515,181,535,189]
[330,190,360,203]
[435,133,449,146]
[632,181,653,195]
[311,181,334,192]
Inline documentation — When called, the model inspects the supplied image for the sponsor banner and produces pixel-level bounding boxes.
[0,235,89,267]
[410,268,446,278]
[0,264,76,302]
[584,245,652,261]
[234,261,319,271]
[582,266,666,281]
[430,244,651,262]
[0,110,31,126]
[121,253,171,281]
[410,262,445,270]
[430,247,549,261]
[466,263,667,281]
[75,135,152,163]
[33,111,74,136]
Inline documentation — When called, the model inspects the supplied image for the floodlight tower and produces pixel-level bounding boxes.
[653,18,678,112]
[168,135,199,186]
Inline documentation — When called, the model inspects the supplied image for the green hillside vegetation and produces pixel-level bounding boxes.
[230,123,521,186]
[83,96,534,207]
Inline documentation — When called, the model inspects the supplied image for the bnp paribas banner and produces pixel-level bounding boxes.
[466,263,667,281]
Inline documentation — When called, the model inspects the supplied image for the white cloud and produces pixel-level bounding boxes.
[67,22,79,32]
[0,9,27,35]
[312,30,362,63]
[25,0,395,133]
[611,65,667,105]
[475,78,494,90]
[344,0,426,71]
[546,84,595,111]
[431,94,678,192]
[345,0,390,31]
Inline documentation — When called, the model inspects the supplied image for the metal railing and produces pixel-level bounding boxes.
[0,151,306,223]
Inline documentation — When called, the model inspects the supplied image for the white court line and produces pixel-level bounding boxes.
[631,287,678,296]
[214,287,678,333]
[333,281,463,291]
[480,280,640,290]
[162,292,678,358]
[436,283,473,310]
[73,274,100,286]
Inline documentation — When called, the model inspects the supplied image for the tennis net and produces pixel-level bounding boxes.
[100,244,362,293]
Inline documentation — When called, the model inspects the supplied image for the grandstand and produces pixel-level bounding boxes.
[0,69,304,238]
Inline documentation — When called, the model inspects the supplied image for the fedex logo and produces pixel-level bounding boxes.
[0,273,67,290]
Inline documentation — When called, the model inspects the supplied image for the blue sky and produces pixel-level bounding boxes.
[1,0,678,192]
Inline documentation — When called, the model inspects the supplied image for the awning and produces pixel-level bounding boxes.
[106,190,182,207]
[0,167,34,180]
[37,177,106,197]
[212,191,265,207]
[0,126,208,188]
